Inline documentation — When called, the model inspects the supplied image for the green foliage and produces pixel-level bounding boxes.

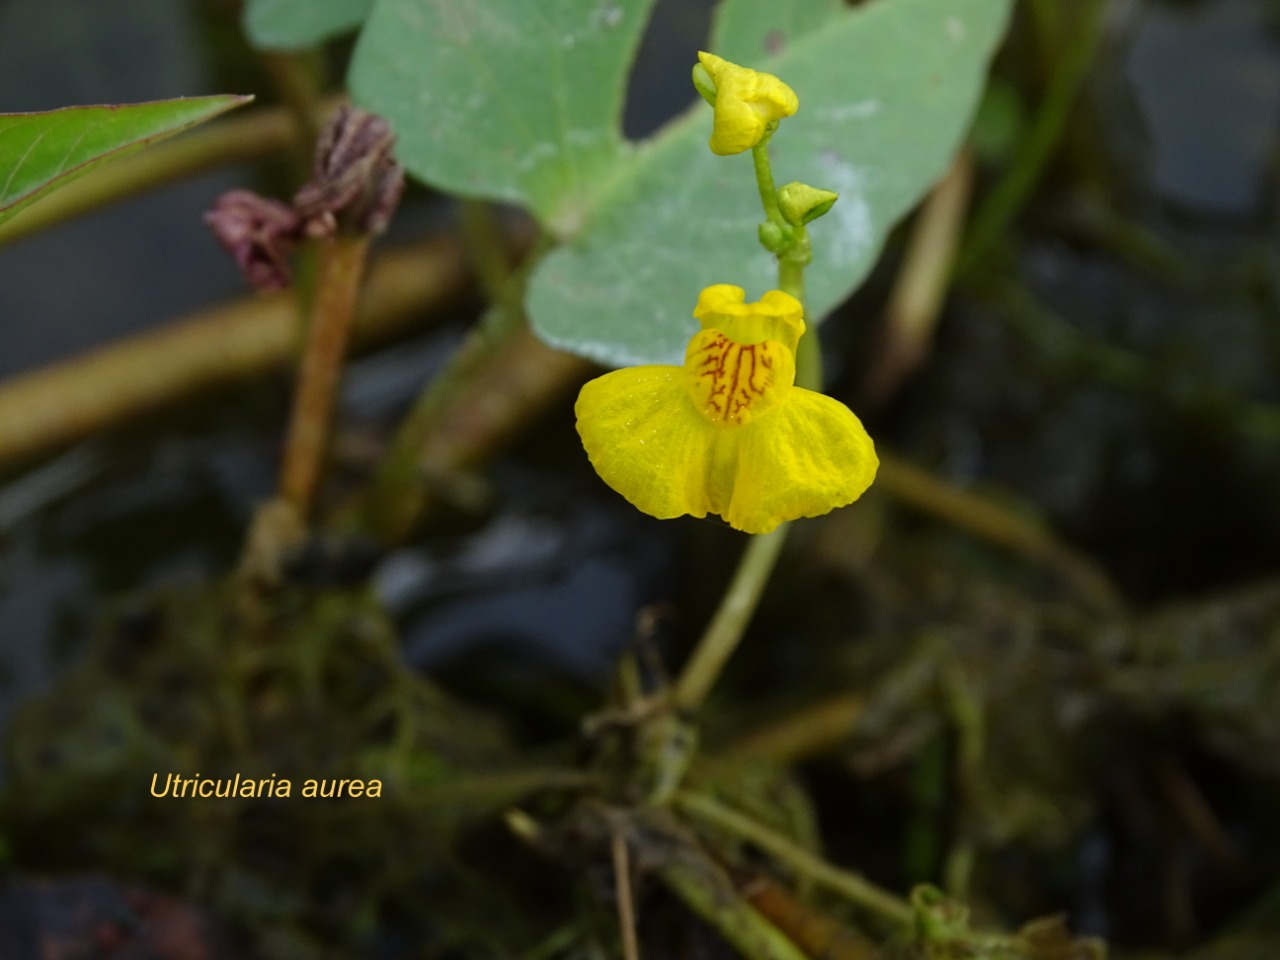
[529,0,1013,366]
[243,0,374,50]
[0,96,251,231]
[347,0,1010,367]
[349,0,659,230]
[709,0,845,63]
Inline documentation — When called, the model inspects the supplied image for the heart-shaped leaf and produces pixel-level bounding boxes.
[528,0,1012,366]
[243,0,374,50]
[349,0,659,233]
[0,96,252,231]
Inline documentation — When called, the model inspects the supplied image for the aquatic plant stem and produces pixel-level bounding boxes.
[780,248,821,392]
[280,234,372,517]
[259,50,327,149]
[752,139,785,228]
[957,0,1107,275]
[674,791,915,928]
[864,150,974,406]
[672,138,825,714]
[660,856,811,960]
[672,525,788,713]
[459,199,514,307]
[611,830,641,960]
[357,309,588,542]
[0,235,470,470]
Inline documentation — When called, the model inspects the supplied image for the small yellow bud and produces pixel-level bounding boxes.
[695,51,798,156]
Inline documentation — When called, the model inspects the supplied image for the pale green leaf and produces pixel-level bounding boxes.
[0,96,252,230]
[709,0,845,63]
[349,0,659,232]
[244,0,374,49]
[528,0,1012,367]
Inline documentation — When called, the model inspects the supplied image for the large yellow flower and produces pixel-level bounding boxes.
[695,52,799,156]
[575,286,878,534]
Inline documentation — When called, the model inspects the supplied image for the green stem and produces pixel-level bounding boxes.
[777,240,807,302]
[671,138,826,714]
[940,658,984,900]
[752,140,785,227]
[957,0,1107,276]
[672,526,788,713]
[660,857,811,960]
[459,199,514,308]
[674,791,915,928]
[258,50,328,158]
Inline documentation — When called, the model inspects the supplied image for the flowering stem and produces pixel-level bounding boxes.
[279,233,372,517]
[673,143,823,714]
[672,525,788,713]
[777,254,804,304]
[751,140,785,228]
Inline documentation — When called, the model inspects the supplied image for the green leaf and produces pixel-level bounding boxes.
[243,0,374,50]
[0,96,252,231]
[348,0,659,232]
[709,0,845,63]
[529,0,1012,367]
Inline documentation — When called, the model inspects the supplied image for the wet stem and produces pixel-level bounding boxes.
[280,233,372,517]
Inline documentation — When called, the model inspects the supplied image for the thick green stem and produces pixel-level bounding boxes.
[672,526,788,713]
[459,200,514,307]
[671,134,827,714]
[777,241,807,301]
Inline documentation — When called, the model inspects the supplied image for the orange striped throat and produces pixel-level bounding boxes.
[684,328,795,426]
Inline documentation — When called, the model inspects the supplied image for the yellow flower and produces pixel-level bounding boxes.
[695,52,799,156]
[575,285,878,534]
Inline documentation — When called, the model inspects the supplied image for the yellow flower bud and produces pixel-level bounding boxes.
[695,52,799,156]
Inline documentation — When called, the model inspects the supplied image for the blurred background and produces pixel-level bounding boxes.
[1,0,1279,956]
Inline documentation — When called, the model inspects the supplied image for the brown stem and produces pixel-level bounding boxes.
[863,150,974,407]
[730,692,866,765]
[0,234,468,470]
[279,234,372,517]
